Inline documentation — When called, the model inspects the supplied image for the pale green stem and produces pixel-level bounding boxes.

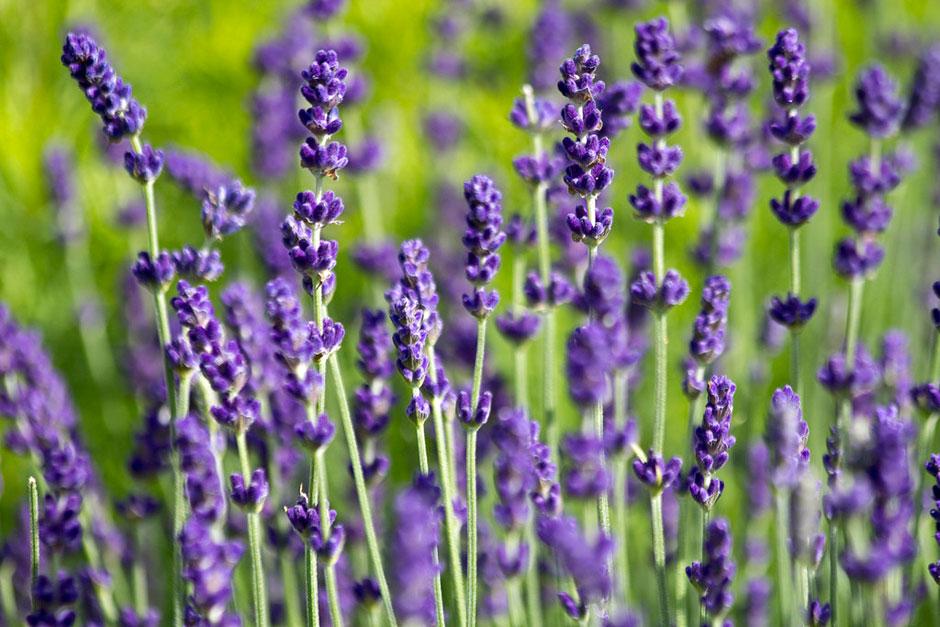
[467,317,488,627]
[775,490,794,627]
[133,526,149,615]
[789,227,803,396]
[593,401,611,537]
[328,354,397,626]
[0,561,16,626]
[236,431,269,627]
[612,371,630,608]
[524,517,543,627]
[651,493,670,626]
[28,477,39,597]
[428,349,468,627]
[314,451,344,627]
[414,415,446,627]
[129,133,184,627]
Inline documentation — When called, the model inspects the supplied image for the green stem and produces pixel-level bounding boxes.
[315,451,344,627]
[593,401,611,536]
[236,431,269,627]
[280,552,302,627]
[653,312,668,453]
[612,371,630,609]
[467,428,480,627]
[467,316,488,627]
[133,527,149,615]
[524,516,543,627]
[130,133,184,627]
[775,490,794,627]
[428,350,468,627]
[305,524,320,627]
[651,493,670,627]
[828,517,838,627]
[416,414,446,627]
[28,477,39,598]
[328,354,397,626]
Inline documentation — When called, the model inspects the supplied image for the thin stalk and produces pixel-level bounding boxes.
[789,228,802,396]
[328,354,397,626]
[236,431,269,627]
[524,517,543,626]
[506,575,526,627]
[612,371,630,608]
[315,451,344,627]
[28,477,39,596]
[133,527,149,615]
[651,493,670,626]
[280,552,302,627]
[0,561,16,626]
[416,415,447,627]
[525,85,557,456]
[698,508,711,626]
[305,513,320,627]
[80,509,118,621]
[467,316,488,627]
[774,490,794,627]
[593,401,611,535]
[652,220,667,453]
[428,349,468,626]
[129,133,184,627]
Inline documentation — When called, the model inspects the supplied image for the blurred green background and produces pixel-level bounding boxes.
[1,0,940,620]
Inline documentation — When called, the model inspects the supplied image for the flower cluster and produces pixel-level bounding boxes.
[461,175,506,319]
[835,64,905,280]
[683,275,731,397]
[61,32,147,140]
[686,517,736,622]
[688,375,737,510]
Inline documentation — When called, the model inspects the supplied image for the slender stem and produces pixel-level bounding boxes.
[789,228,801,295]
[699,508,711,626]
[775,490,794,627]
[416,415,447,627]
[651,493,670,627]
[28,477,39,598]
[467,427,480,627]
[828,517,838,627]
[467,316,488,627]
[328,354,397,626]
[172,372,191,627]
[428,350,468,627]
[0,561,16,626]
[612,371,630,609]
[789,227,803,396]
[593,401,611,536]
[130,133,184,627]
[314,451,344,627]
[280,551,302,627]
[524,516,543,626]
[797,563,810,619]
[305,519,320,627]
[236,431,269,627]
[133,527,149,615]
[653,313,668,453]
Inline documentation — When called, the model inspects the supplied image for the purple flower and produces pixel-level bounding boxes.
[768,29,810,108]
[123,144,164,184]
[528,0,572,92]
[557,44,604,105]
[293,189,344,227]
[768,293,816,329]
[495,311,541,345]
[131,251,175,292]
[508,96,556,132]
[632,17,682,91]
[764,386,809,488]
[632,452,682,493]
[389,295,430,389]
[229,468,269,513]
[630,269,690,311]
[789,472,825,567]
[902,44,940,131]
[537,514,613,608]
[171,246,223,282]
[841,196,892,235]
[689,376,737,510]
[630,182,687,223]
[833,237,885,279]
[565,322,613,408]
[461,175,505,318]
[849,64,904,138]
[686,517,735,620]
[61,32,147,140]
[179,518,243,623]
[457,389,492,429]
[392,474,443,624]
[561,432,610,499]
[524,271,575,310]
[688,275,731,366]
[201,181,256,241]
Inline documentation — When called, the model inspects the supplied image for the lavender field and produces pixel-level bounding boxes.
[1,0,940,625]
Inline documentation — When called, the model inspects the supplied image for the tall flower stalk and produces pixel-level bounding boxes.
[767,28,820,397]
[629,17,689,626]
[458,174,505,626]
[284,47,395,626]
[388,239,468,625]
[59,32,188,625]
[826,62,904,622]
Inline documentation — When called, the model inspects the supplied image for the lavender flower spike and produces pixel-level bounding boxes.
[688,375,737,511]
[686,517,736,623]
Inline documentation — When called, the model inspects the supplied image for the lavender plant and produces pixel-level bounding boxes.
[7,5,940,627]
